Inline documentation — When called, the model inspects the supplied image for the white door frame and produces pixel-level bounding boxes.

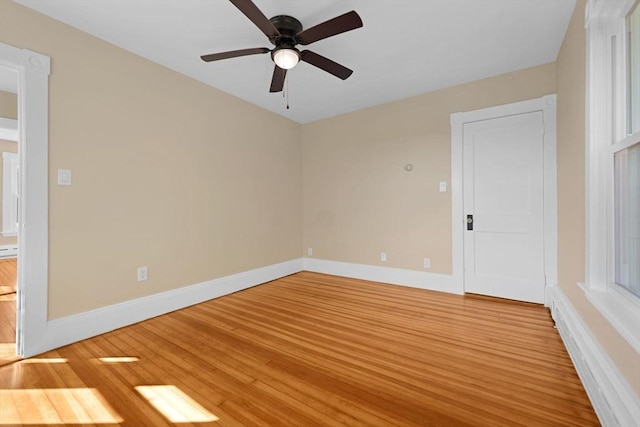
[450,94,558,305]
[0,42,50,357]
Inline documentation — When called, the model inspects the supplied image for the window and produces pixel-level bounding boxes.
[585,0,640,352]
[614,144,639,297]
[628,2,640,135]
[615,1,640,298]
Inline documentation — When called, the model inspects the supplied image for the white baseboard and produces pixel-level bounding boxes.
[0,244,18,258]
[548,285,640,427]
[29,258,304,357]
[303,258,462,295]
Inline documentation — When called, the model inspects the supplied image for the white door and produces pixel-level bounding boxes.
[463,111,545,303]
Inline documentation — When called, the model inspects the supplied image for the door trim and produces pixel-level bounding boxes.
[450,94,557,304]
[0,42,50,357]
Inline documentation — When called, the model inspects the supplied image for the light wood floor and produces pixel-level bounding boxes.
[0,272,598,426]
[0,258,17,295]
[0,258,18,367]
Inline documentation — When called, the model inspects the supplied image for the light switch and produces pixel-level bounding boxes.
[439,181,447,192]
[57,169,72,186]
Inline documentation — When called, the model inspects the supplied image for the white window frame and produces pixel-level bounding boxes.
[584,0,640,353]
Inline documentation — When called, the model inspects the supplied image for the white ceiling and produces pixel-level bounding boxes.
[15,0,576,124]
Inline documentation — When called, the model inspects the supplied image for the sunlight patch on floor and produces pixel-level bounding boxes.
[0,292,15,301]
[0,388,122,424]
[98,356,140,363]
[0,285,13,294]
[21,358,68,364]
[135,385,219,423]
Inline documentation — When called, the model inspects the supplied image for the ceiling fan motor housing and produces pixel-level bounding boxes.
[268,15,303,46]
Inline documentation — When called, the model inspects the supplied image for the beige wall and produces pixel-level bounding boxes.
[0,1,302,319]
[0,90,18,119]
[302,63,556,273]
[557,1,586,293]
[556,0,640,395]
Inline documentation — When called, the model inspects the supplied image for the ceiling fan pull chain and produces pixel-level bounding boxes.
[282,78,287,109]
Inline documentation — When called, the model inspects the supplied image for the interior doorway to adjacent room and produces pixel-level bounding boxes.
[0,64,20,365]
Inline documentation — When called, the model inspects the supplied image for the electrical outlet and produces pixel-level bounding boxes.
[137,266,148,282]
[423,258,431,269]
[307,247,313,256]
[380,252,387,262]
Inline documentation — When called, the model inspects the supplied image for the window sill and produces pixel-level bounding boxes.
[579,282,640,353]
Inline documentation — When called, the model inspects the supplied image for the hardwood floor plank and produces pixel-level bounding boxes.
[152,308,403,426]
[213,289,583,403]
[1,391,23,423]
[0,272,598,426]
[0,258,18,367]
[0,259,17,294]
[59,340,172,427]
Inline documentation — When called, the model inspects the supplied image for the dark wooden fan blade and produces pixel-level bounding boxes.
[269,66,287,92]
[300,50,353,80]
[229,0,280,39]
[296,11,362,45]
[201,47,270,62]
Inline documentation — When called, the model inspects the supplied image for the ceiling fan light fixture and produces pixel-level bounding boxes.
[200,2,363,93]
[272,47,300,69]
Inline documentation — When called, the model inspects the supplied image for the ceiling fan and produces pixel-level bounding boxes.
[200,0,363,93]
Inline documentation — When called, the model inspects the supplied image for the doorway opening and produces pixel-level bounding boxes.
[0,68,20,365]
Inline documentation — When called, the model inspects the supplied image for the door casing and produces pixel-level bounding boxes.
[0,42,50,357]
